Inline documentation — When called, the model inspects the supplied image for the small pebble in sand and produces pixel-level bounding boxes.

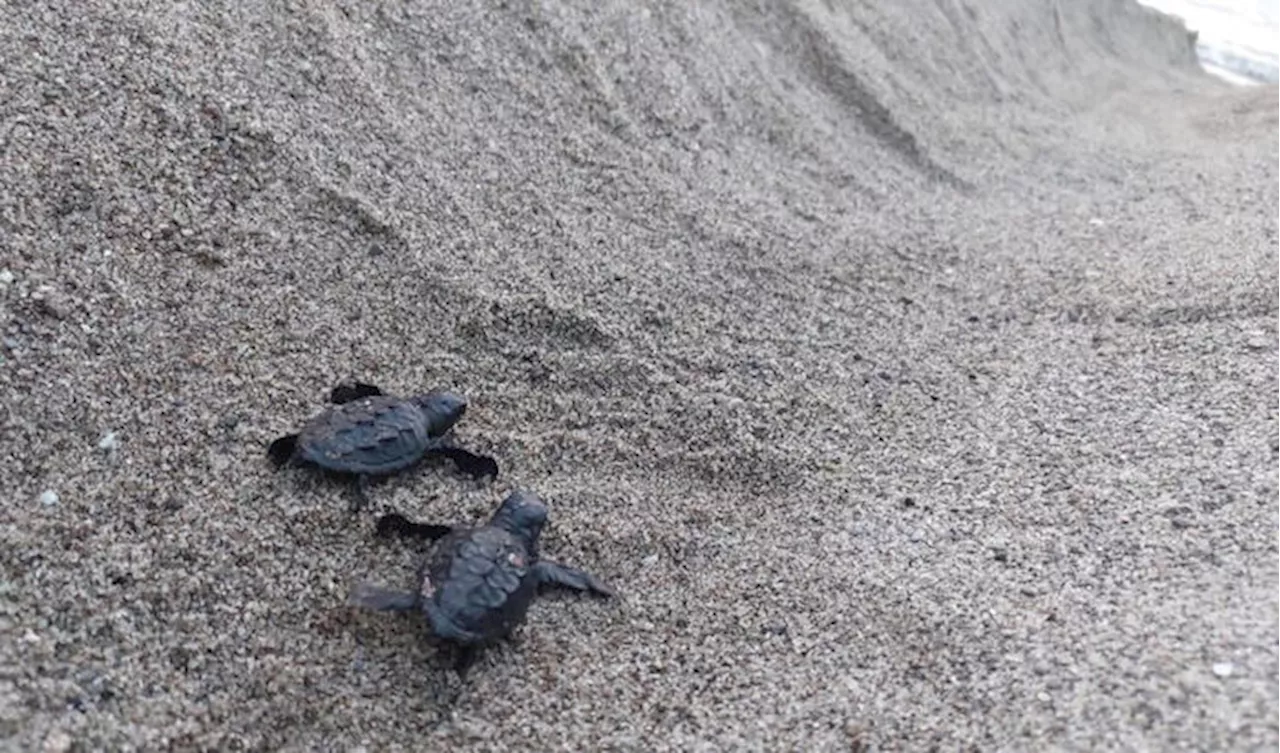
[32,286,69,319]
[1211,662,1234,678]
[41,730,72,753]
[0,269,13,285]
[98,430,120,455]
[38,490,59,506]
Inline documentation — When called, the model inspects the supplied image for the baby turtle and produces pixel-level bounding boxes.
[267,381,499,510]
[350,490,614,677]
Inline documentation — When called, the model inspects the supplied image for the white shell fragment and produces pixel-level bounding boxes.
[98,431,120,453]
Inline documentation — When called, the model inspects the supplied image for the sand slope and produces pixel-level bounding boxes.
[1,0,1276,750]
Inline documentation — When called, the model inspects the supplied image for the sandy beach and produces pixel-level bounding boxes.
[2,1,1276,750]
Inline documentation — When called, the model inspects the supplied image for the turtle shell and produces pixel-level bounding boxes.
[420,525,540,645]
[295,395,442,476]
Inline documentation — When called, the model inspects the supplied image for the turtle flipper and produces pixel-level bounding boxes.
[426,446,499,480]
[534,561,615,598]
[348,474,371,513]
[330,381,384,405]
[267,434,299,467]
[348,582,420,612]
[452,645,481,680]
[376,513,453,541]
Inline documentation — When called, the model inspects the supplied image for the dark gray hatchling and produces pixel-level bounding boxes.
[349,490,614,677]
[267,381,498,510]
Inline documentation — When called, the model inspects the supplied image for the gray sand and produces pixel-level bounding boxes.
[2,1,1276,750]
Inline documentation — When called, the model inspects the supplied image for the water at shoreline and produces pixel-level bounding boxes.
[1138,0,1279,84]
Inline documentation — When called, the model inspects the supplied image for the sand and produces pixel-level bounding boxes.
[1,0,1276,750]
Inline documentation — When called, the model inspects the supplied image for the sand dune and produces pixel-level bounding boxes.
[2,1,1276,750]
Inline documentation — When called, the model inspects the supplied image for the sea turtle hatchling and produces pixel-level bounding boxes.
[267,381,499,510]
[350,490,614,677]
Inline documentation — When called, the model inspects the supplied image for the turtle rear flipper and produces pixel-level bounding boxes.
[535,561,615,598]
[330,381,384,405]
[426,446,499,480]
[348,474,371,513]
[452,645,482,680]
[348,582,420,612]
[267,434,299,467]
[376,513,453,541]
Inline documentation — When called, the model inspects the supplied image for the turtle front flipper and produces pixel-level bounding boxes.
[425,446,499,480]
[534,561,615,598]
[348,582,420,612]
[376,512,453,541]
[330,381,384,405]
[267,434,299,467]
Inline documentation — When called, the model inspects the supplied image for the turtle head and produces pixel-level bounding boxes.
[489,490,548,544]
[412,391,468,437]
